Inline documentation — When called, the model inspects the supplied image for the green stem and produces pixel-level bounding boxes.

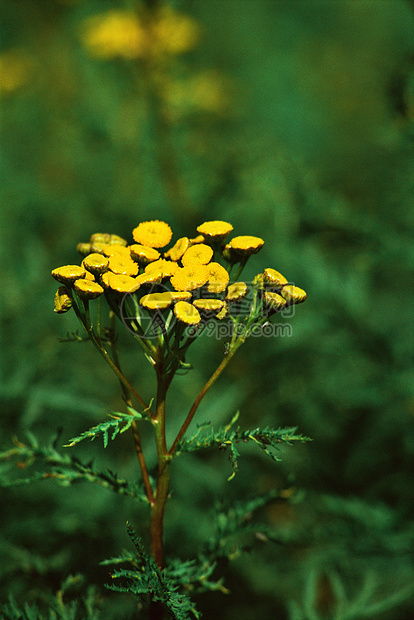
[231,257,248,282]
[71,295,155,417]
[108,312,154,505]
[168,333,246,455]
[149,361,170,557]
[148,361,171,620]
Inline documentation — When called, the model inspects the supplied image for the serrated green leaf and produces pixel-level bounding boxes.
[104,524,201,619]
[175,415,311,477]
[64,409,145,448]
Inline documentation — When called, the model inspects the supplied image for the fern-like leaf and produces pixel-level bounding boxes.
[0,432,150,503]
[104,524,201,619]
[175,412,311,477]
[64,406,147,448]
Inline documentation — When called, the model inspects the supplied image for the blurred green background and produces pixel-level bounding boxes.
[1,0,414,618]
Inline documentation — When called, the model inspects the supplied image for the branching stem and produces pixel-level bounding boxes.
[168,333,246,455]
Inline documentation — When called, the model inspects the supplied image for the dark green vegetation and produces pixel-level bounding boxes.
[1,1,414,618]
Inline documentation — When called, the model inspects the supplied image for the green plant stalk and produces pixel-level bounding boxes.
[168,329,247,456]
[108,312,155,505]
[150,360,171,568]
[72,295,153,416]
[71,295,156,504]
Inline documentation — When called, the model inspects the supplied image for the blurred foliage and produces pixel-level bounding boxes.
[1,0,414,618]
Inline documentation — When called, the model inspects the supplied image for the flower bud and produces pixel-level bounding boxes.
[54,286,72,313]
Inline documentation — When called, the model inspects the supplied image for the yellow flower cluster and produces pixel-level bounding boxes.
[52,219,307,329]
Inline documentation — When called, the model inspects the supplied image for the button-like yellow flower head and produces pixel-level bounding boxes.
[132,220,173,249]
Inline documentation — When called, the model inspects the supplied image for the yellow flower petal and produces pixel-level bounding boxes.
[170,265,209,291]
[74,279,104,300]
[132,220,172,248]
[193,298,224,314]
[107,273,139,293]
[103,244,131,258]
[108,256,139,276]
[100,272,111,289]
[139,292,173,311]
[181,243,213,266]
[54,286,72,314]
[226,282,248,302]
[144,258,179,277]
[83,253,109,275]
[215,304,228,320]
[51,265,86,284]
[205,262,229,294]
[263,268,288,287]
[164,237,189,261]
[189,234,205,245]
[130,244,161,264]
[134,269,164,286]
[280,285,307,304]
[196,220,233,241]
[169,291,192,302]
[173,301,201,325]
[227,235,264,255]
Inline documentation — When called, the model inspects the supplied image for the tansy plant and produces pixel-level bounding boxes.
[50,219,308,619]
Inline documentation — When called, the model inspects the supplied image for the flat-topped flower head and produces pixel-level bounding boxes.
[134,269,164,286]
[164,237,189,262]
[84,270,95,281]
[181,243,213,266]
[193,298,224,314]
[144,258,179,277]
[226,281,248,302]
[130,244,161,264]
[52,265,86,284]
[76,242,92,257]
[196,220,233,241]
[174,301,201,325]
[280,285,307,305]
[170,264,209,291]
[90,232,127,254]
[206,262,229,294]
[107,273,139,294]
[54,286,72,313]
[74,279,104,300]
[132,220,172,248]
[227,235,264,256]
[263,268,288,287]
[103,244,131,258]
[83,253,109,276]
[169,291,192,302]
[263,291,287,312]
[108,256,139,277]
[90,232,127,247]
[140,292,173,311]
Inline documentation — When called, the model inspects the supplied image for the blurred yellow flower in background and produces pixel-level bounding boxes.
[80,6,200,61]
[0,49,31,96]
